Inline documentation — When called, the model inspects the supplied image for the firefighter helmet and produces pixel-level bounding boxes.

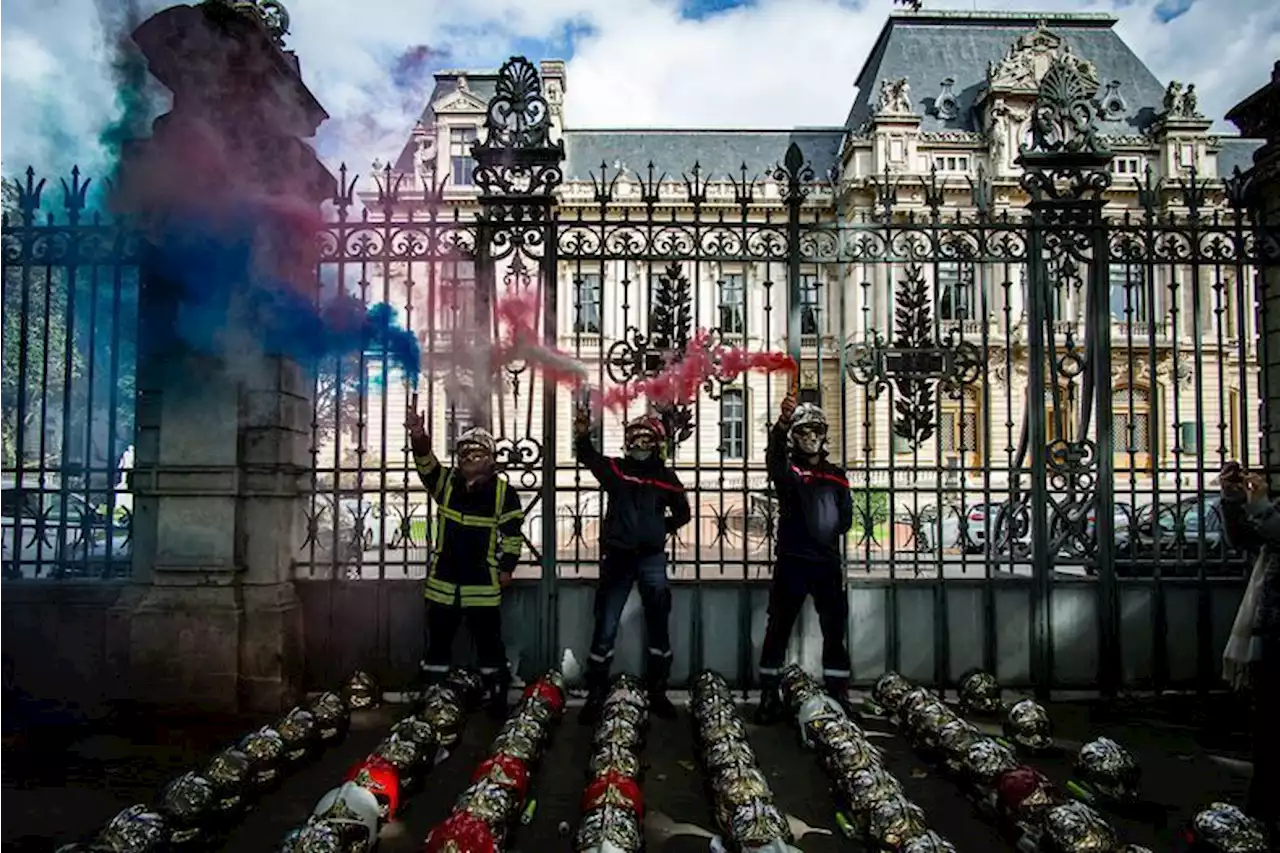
[624,416,666,442]
[788,403,828,454]
[457,427,497,457]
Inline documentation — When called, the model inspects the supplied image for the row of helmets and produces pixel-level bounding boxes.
[780,664,956,852]
[281,668,489,852]
[575,674,650,853]
[873,670,1271,853]
[873,670,1142,853]
[424,670,567,853]
[54,673,371,853]
[689,671,794,853]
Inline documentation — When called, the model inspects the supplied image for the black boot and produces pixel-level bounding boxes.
[825,676,855,717]
[483,669,511,721]
[646,654,677,721]
[755,675,785,725]
[579,660,610,726]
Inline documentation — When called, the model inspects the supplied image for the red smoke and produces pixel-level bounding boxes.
[489,286,796,413]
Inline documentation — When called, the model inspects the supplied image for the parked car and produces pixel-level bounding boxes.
[1113,494,1246,576]
[1,487,131,578]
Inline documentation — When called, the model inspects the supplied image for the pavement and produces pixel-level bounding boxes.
[1,690,1257,853]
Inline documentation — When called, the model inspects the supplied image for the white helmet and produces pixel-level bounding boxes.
[310,782,379,848]
[456,427,496,456]
[797,693,846,748]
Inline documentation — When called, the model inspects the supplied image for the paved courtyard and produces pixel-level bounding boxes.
[1,689,1256,852]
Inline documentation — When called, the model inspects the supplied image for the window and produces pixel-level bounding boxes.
[449,127,478,186]
[891,432,913,455]
[573,273,601,334]
[799,275,821,335]
[719,273,745,335]
[938,262,976,321]
[1110,156,1142,176]
[720,389,746,459]
[932,155,970,173]
[1047,385,1076,443]
[1229,389,1242,458]
[1113,387,1153,460]
[1176,420,1202,455]
[940,401,980,462]
[442,260,477,331]
[445,399,475,454]
[1109,266,1149,324]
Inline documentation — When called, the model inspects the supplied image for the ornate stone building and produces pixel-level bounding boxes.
[335,9,1263,560]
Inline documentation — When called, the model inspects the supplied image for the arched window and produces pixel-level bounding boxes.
[1113,385,1153,469]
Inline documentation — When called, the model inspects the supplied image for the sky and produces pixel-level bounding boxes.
[1,0,1277,192]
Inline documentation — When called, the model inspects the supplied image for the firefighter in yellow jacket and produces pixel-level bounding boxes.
[406,397,524,718]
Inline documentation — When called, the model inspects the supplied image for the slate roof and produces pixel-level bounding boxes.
[1217,138,1264,176]
[390,13,1263,184]
[844,11,1165,135]
[561,129,844,184]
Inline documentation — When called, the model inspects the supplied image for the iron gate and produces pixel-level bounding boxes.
[2,56,1265,695]
[295,55,1263,694]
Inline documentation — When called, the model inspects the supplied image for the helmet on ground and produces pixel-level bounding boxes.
[1040,802,1119,853]
[311,782,380,850]
[426,811,499,853]
[1185,802,1270,853]
[1003,699,1053,751]
[97,805,169,852]
[344,755,401,820]
[1073,737,1140,803]
[957,669,1002,716]
[343,670,380,710]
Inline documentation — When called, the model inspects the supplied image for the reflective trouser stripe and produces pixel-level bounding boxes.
[420,662,450,673]
[588,651,614,664]
[758,667,781,676]
[648,647,673,658]
[823,669,851,678]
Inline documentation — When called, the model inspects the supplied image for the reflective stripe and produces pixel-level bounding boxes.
[758,667,781,676]
[438,506,501,527]
[588,651,614,663]
[415,455,446,499]
[420,662,450,673]
[607,459,684,493]
[789,464,849,488]
[425,587,455,605]
[500,538,523,554]
[478,667,504,675]
[822,669,852,678]
[498,510,523,524]
[648,647,673,658]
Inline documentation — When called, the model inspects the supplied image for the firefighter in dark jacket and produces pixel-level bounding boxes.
[407,398,524,718]
[756,389,854,724]
[574,408,692,723]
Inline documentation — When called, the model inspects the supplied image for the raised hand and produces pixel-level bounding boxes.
[779,389,798,423]
[1244,471,1270,505]
[573,404,592,437]
[404,393,427,440]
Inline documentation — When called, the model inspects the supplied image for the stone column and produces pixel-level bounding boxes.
[109,2,335,713]
[1225,62,1280,477]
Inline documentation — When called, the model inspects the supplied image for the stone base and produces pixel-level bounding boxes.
[114,580,302,714]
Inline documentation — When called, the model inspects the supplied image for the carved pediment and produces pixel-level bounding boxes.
[431,88,487,115]
[986,19,1099,94]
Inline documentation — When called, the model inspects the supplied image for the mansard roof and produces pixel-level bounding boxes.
[843,10,1167,135]
[392,70,500,173]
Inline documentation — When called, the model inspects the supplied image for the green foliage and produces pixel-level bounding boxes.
[1,181,83,469]
[851,488,890,529]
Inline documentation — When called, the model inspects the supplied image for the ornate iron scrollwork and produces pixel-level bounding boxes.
[472,56,564,200]
[604,261,696,447]
[844,263,982,450]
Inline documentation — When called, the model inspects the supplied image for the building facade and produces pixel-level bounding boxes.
[309,10,1264,577]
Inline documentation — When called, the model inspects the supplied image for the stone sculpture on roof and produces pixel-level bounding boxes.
[986,19,1098,92]
[1162,80,1202,118]
[876,77,914,115]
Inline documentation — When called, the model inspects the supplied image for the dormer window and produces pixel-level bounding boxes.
[450,127,478,186]
[932,154,970,173]
[1110,156,1142,176]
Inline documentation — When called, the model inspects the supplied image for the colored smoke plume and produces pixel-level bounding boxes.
[489,285,795,413]
[107,3,420,389]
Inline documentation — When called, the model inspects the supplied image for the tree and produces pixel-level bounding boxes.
[310,353,370,448]
[1,180,84,471]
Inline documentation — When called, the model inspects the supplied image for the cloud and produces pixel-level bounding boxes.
[1,0,1276,189]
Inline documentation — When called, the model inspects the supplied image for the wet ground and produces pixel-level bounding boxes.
[1,690,1256,852]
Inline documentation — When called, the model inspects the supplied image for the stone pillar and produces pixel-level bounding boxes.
[1225,63,1280,478]
[109,2,335,713]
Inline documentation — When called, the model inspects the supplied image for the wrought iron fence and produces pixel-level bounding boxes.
[1,168,139,580]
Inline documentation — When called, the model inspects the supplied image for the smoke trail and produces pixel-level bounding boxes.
[105,3,421,390]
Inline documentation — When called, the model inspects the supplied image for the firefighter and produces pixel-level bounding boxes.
[573,407,692,723]
[406,397,524,718]
[755,389,854,724]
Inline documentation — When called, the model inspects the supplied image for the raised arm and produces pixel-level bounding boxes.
[497,484,525,580]
[573,407,618,487]
[406,396,448,501]
[1221,466,1280,551]
[665,469,692,535]
[767,389,800,487]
